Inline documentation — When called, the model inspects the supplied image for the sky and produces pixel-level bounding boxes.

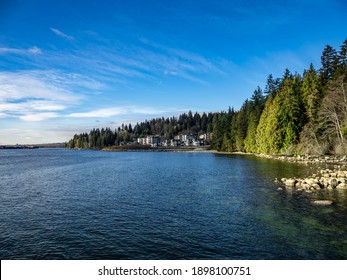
[0,0,347,144]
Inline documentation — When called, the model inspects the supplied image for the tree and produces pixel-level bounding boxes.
[320,45,338,84]
[319,74,347,153]
[264,74,280,98]
[302,63,322,122]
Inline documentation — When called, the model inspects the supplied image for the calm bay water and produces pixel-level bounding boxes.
[0,148,346,259]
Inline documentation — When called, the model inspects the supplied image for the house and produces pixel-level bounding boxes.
[198,133,212,143]
[171,139,182,146]
[193,139,205,146]
[146,135,161,147]
[137,138,146,145]
[182,134,195,146]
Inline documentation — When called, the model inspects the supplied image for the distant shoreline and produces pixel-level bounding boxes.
[0,143,66,149]
[102,144,215,153]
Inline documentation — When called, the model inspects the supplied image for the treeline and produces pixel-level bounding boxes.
[66,111,215,149]
[212,39,347,155]
[67,39,347,155]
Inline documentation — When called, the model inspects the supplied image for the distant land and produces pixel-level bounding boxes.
[0,143,66,149]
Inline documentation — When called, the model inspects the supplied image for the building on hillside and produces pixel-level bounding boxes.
[137,138,146,145]
[146,135,161,147]
[198,133,212,142]
[193,139,205,146]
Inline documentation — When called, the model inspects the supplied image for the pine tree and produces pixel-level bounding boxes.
[320,45,338,84]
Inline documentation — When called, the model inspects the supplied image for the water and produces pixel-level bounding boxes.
[0,149,346,259]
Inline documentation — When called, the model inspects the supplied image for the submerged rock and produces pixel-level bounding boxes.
[312,200,334,206]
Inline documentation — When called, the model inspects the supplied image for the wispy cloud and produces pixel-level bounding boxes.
[50,27,74,40]
[0,70,82,121]
[0,46,42,55]
[68,107,128,118]
[0,71,81,102]
[19,112,60,122]
[67,106,186,119]
[28,46,42,54]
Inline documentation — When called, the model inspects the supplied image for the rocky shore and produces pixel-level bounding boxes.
[276,168,347,205]
[256,153,347,165]
[278,168,347,190]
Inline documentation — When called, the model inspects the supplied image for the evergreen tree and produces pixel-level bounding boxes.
[320,45,338,84]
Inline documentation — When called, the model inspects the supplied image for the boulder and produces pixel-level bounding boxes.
[329,178,338,188]
[312,183,321,190]
[336,183,347,190]
[285,179,296,187]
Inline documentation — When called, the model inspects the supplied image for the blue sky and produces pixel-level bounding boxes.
[0,0,346,144]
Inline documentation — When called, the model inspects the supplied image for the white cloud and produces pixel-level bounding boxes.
[19,112,59,122]
[50,27,74,40]
[0,100,66,112]
[68,107,128,118]
[67,106,185,119]
[0,47,24,54]
[0,46,42,55]
[0,112,9,118]
[28,46,42,54]
[0,71,82,122]
[0,71,81,102]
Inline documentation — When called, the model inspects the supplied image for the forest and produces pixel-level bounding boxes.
[67,39,347,155]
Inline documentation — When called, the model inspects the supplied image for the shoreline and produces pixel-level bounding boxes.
[215,151,347,166]
[78,145,347,166]
[102,144,216,153]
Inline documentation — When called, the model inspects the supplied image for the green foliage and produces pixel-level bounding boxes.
[256,94,282,154]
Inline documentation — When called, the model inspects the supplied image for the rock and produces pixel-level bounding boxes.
[312,200,333,206]
[285,179,296,187]
[277,187,283,191]
[304,178,313,185]
[312,183,321,190]
[336,183,347,190]
[329,178,338,188]
[323,173,330,178]
[337,178,346,183]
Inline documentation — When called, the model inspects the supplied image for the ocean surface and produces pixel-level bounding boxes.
[0,148,346,259]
